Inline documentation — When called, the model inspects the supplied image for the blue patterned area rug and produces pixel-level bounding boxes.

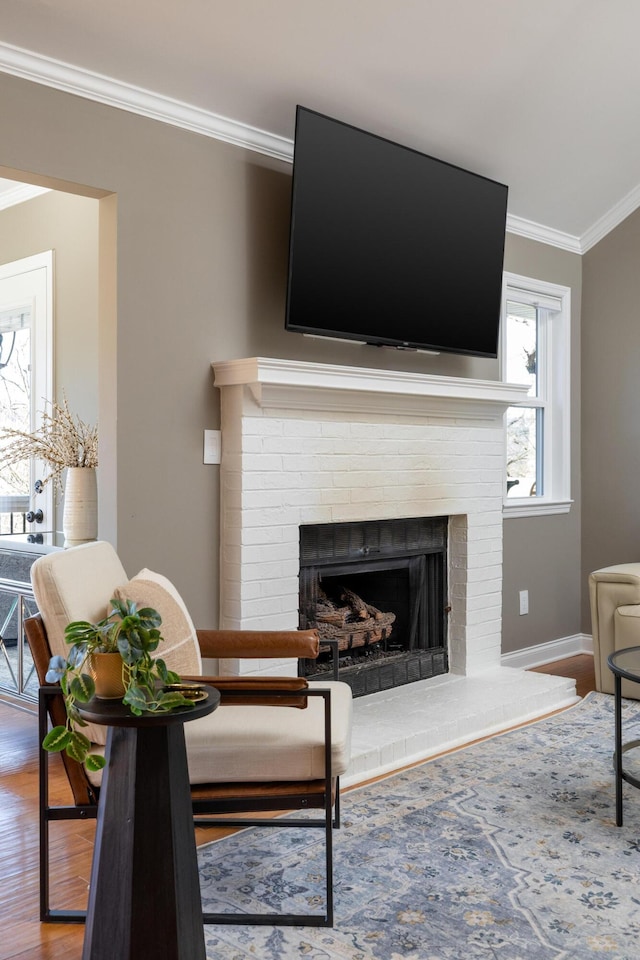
[199,693,640,959]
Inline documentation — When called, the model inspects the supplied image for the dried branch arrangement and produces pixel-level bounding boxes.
[0,395,98,492]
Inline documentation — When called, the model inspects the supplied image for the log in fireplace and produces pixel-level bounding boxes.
[298,517,449,698]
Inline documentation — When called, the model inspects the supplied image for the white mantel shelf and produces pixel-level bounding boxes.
[212,357,530,421]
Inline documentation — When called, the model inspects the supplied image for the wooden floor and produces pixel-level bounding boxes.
[0,656,596,960]
[529,653,596,699]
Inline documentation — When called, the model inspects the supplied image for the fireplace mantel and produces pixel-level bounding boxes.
[212,357,530,421]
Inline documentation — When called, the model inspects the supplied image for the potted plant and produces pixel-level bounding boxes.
[43,597,195,771]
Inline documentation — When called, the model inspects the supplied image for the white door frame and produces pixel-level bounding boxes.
[0,250,54,538]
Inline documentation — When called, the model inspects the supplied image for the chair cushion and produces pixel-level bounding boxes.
[30,541,128,664]
[184,680,353,783]
[84,680,352,788]
[113,570,202,677]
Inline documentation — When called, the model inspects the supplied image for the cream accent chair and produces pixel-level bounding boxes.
[589,563,640,698]
[27,540,353,927]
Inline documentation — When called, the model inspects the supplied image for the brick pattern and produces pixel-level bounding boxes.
[219,383,506,679]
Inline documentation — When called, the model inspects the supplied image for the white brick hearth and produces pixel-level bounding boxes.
[212,358,579,785]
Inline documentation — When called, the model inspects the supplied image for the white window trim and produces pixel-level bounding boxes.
[501,271,572,519]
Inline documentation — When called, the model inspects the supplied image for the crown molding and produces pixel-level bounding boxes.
[580,181,640,253]
[2,39,639,253]
[506,213,582,254]
[0,40,294,163]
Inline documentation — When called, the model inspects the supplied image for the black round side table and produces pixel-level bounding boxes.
[77,686,220,960]
[607,647,640,827]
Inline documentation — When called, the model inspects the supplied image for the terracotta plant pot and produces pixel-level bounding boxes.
[89,652,125,699]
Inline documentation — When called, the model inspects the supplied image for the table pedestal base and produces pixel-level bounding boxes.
[82,723,205,960]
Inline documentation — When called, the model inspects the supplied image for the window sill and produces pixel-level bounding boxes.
[503,498,573,519]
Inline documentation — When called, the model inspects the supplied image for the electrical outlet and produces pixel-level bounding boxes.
[519,590,529,616]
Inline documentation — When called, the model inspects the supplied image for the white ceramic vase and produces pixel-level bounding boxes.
[63,466,98,548]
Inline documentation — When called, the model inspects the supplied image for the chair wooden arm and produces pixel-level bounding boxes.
[25,615,100,807]
[196,628,320,660]
[181,674,310,708]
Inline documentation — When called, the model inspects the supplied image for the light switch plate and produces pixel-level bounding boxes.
[203,429,221,464]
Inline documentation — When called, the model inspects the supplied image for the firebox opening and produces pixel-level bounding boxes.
[298,517,449,698]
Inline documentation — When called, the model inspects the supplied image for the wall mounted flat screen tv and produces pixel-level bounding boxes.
[285,106,509,358]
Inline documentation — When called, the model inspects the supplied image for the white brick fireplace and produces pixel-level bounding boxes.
[212,357,578,783]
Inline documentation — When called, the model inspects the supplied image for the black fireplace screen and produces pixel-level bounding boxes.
[298,517,449,697]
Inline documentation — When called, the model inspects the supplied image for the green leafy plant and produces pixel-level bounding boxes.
[43,598,194,771]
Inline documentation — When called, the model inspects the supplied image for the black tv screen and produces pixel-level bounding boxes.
[285,106,508,358]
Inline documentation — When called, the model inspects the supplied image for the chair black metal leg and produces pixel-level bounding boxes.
[38,688,96,924]
[201,687,335,927]
[324,780,334,926]
[200,807,333,927]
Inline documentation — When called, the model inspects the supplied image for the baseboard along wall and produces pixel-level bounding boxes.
[501,634,593,671]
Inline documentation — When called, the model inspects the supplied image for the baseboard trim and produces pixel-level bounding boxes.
[501,634,593,670]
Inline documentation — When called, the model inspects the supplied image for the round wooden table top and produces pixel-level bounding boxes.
[77,683,220,727]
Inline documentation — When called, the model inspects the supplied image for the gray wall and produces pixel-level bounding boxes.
[0,71,583,649]
[581,207,640,629]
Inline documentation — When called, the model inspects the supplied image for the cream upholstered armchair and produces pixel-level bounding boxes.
[589,563,640,698]
[27,540,353,926]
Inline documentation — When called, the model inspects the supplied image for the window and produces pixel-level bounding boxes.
[502,272,571,517]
